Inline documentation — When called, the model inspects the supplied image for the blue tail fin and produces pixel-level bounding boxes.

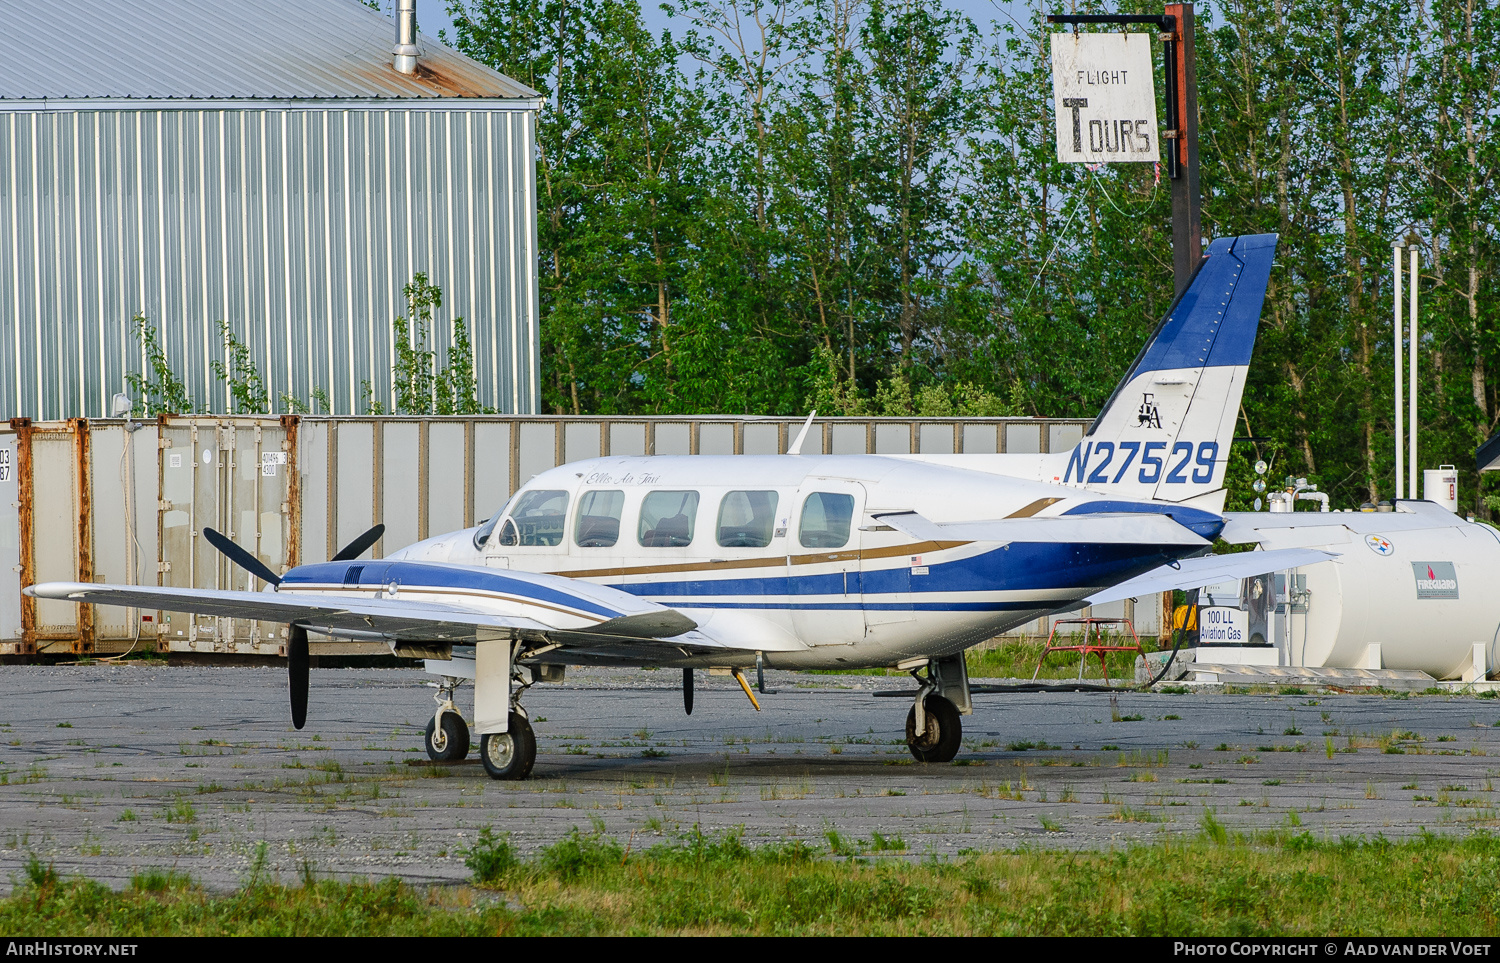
[1058,234,1277,507]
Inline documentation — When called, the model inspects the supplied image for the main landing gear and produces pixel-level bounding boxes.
[423,668,540,780]
[902,654,973,763]
[480,711,536,780]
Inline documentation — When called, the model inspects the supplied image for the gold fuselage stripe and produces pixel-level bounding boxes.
[540,539,972,580]
[1007,497,1065,518]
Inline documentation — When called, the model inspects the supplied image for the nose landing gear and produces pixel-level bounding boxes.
[424,677,471,762]
[905,694,962,762]
[901,654,972,763]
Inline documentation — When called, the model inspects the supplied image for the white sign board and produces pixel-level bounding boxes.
[1199,605,1249,645]
[1051,33,1158,163]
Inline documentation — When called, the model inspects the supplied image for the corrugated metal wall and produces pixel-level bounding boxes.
[0,105,539,420]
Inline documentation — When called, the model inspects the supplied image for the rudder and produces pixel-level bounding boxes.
[1056,234,1277,507]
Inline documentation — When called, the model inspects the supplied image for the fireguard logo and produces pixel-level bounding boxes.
[1411,561,1459,600]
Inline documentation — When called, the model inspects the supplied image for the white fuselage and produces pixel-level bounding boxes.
[385,453,1200,669]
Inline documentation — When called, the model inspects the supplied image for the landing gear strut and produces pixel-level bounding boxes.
[902,655,971,763]
[424,676,470,762]
[477,647,537,780]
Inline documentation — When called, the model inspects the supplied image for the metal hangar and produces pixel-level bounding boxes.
[0,0,542,419]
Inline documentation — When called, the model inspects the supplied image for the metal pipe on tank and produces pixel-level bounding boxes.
[1394,244,1404,500]
[1296,491,1329,512]
[1409,246,1419,499]
[392,0,419,74]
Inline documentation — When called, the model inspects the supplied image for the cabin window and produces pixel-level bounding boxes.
[498,489,569,547]
[717,491,779,548]
[575,490,624,547]
[799,492,855,548]
[638,490,699,547]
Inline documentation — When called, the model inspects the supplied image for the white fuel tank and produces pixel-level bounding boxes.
[1226,504,1500,679]
[1295,523,1500,678]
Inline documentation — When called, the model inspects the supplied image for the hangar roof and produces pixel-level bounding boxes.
[0,0,538,102]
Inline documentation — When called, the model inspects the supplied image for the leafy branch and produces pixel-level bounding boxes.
[126,315,195,417]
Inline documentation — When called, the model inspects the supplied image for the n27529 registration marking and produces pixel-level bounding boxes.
[1064,441,1220,485]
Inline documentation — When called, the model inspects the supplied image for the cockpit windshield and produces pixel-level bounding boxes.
[496,489,570,547]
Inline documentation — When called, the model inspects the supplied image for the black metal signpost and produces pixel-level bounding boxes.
[1049,3,1202,298]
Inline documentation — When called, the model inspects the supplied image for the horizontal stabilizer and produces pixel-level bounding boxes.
[1082,548,1337,607]
[870,510,1209,547]
[1220,502,1465,544]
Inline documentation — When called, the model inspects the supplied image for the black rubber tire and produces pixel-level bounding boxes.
[905,695,962,763]
[424,712,470,762]
[479,712,536,780]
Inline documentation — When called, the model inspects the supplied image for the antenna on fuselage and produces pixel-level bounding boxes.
[787,410,817,456]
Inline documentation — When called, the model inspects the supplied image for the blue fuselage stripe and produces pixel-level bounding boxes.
[664,601,1044,612]
[608,542,1178,602]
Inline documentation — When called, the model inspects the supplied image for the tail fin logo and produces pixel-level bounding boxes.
[1136,393,1163,429]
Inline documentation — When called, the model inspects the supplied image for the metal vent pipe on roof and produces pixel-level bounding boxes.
[393,0,419,74]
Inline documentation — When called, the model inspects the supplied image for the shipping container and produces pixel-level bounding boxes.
[0,414,1127,657]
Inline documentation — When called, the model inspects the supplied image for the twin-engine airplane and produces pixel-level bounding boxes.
[31,234,1331,779]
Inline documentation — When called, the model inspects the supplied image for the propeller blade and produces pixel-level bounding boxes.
[683,667,694,716]
[203,527,281,587]
[331,524,385,562]
[289,624,309,730]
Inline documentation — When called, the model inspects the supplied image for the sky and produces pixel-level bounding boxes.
[409,0,1047,51]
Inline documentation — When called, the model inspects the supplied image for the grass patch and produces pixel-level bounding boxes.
[964,638,1157,680]
[161,797,196,824]
[462,828,518,885]
[17,831,1500,934]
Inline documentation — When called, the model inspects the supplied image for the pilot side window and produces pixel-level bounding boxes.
[638,490,699,547]
[798,492,855,548]
[574,490,624,547]
[473,492,522,550]
[717,491,779,548]
[497,489,569,547]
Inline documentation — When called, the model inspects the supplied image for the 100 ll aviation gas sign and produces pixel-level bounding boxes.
[1051,33,1158,163]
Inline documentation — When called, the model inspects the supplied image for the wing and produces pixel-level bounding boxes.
[870,510,1210,547]
[25,567,741,655]
[1081,547,1338,607]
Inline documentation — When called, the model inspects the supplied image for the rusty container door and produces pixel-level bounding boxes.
[86,422,161,650]
[0,429,22,650]
[13,420,91,654]
[158,417,292,654]
[236,419,293,652]
[157,420,195,649]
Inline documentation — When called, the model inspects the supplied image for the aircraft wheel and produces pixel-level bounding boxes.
[424,711,470,762]
[905,695,962,763]
[479,712,536,780]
